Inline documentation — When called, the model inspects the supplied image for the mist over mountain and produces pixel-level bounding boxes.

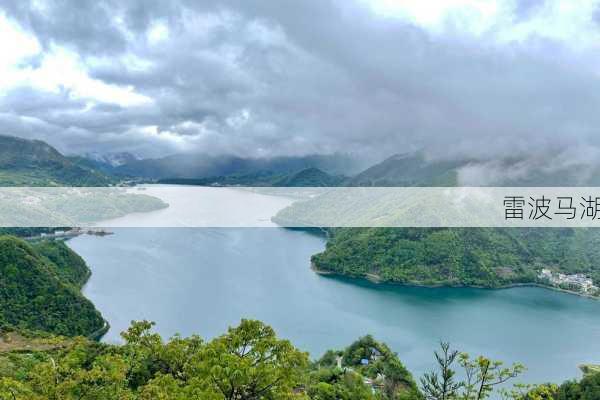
[349,151,600,187]
[85,152,141,167]
[113,152,366,180]
[3,0,600,165]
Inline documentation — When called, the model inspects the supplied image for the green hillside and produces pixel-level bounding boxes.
[349,153,461,187]
[116,152,361,179]
[307,153,600,294]
[160,167,345,187]
[273,167,345,187]
[312,228,600,289]
[0,135,113,186]
[0,319,422,400]
[0,236,105,337]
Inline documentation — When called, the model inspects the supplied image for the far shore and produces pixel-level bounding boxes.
[310,263,600,301]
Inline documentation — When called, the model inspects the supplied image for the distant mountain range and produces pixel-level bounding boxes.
[113,152,365,180]
[85,151,141,167]
[160,167,346,187]
[0,135,362,186]
[5,133,600,188]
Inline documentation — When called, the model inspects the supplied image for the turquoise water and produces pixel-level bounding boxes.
[68,228,600,386]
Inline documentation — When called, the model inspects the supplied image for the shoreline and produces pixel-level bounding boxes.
[310,263,600,301]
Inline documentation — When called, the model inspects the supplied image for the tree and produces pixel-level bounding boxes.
[420,343,524,400]
[500,383,558,400]
[555,371,600,400]
[420,342,461,400]
[458,353,524,400]
[185,319,309,399]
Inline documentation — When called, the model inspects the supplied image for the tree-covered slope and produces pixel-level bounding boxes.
[0,135,113,186]
[160,167,346,187]
[0,319,424,400]
[273,167,345,187]
[0,236,105,337]
[1,318,594,399]
[308,152,600,292]
[31,240,91,289]
[349,153,462,187]
[312,228,600,288]
[116,152,361,179]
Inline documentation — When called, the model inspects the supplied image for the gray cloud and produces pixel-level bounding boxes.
[513,0,546,21]
[1,0,600,165]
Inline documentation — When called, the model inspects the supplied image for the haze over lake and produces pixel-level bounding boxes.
[69,224,600,386]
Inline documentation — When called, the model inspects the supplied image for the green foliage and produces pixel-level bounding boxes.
[0,236,105,337]
[306,369,374,400]
[421,342,524,400]
[316,335,422,400]
[312,228,600,289]
[502,372,600,400]
[0,320,311,400]
[420,343,461,400]
[30,240,91,289]
[554,372,600,400]
[187,319,309,399]
[2,319,597,400]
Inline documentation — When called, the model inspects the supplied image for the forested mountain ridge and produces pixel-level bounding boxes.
[114,152,363,180]
[308,153,600,295]
[0,236,106,337]
[348,151,600,187]
[0,135,114,186]
[349,153,462,187]
[160,167,346,187]
[273,167,345,187]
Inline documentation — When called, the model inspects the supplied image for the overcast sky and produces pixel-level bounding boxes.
[1,0,600,161]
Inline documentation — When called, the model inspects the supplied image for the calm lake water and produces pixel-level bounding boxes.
[68,227,600,386]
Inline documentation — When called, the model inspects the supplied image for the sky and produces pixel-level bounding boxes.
[1,0,600,162]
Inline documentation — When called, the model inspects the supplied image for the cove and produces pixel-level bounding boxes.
[68,227,600,386]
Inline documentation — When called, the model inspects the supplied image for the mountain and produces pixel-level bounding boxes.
[0,236,106,337]
[163,167,346,187]
[349,153,462,186]
[0,135,114,186]
[349,151,600,187]
[312,227,600,289]
[273,167,345,187]
[85,151,140,167]
[307,151,600,293]
[115,153,364,179]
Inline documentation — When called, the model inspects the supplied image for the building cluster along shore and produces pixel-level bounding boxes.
[539,268,599,296]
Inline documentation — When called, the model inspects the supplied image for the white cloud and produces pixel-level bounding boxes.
[147,21,169,45]
[0,14,152,108]
[363,0,600,48]
[0,13,41,86]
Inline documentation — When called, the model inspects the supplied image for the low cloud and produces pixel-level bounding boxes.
[0,0,600,164]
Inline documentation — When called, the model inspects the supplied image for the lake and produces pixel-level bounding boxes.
[69,226,600,386]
